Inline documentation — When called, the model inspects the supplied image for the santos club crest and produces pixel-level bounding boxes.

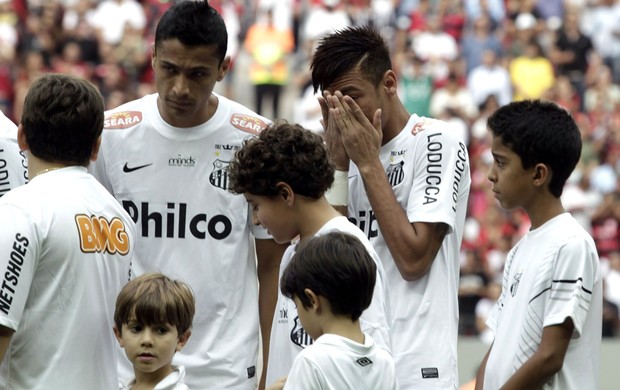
[209,159,230,190]
[290,316,313,349]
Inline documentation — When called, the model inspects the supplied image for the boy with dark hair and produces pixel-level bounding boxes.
[0,73,136,389]
[228,121,391,387]
[312,25,470,388]
[89,1,287,387]
[273,232,397,389]
[475,100,602,389]
[114,272,195,390]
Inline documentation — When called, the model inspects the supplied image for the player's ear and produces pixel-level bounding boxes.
[151,44,157,69]
[90,135,102,162]
[217,56,231,81]
[113,325,124,347]
[532,163,549,187]
[304,288,319,310]
[382,70,398,96]
[17,124,29,152]
[176,329,191,352]
[276,182,295,206]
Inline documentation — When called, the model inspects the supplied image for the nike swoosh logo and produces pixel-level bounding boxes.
[123,163,153,173]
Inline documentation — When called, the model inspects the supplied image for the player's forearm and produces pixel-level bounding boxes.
[357,161,437,281]
[499,352,564,390]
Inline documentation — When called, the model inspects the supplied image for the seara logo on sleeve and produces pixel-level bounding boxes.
[230,114,268,135]
[104,111,143,129]
[75,215,131,255]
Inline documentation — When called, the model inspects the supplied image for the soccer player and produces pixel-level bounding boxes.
[88,2,287,388]
[312,25,471,388]
[0,73,136,388]
[475,100,602,389]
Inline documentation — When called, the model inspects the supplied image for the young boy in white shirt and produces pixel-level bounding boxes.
[475,100,602,389]
[114,273,195,390]
[270,232,398,390]
[228,121,392,387]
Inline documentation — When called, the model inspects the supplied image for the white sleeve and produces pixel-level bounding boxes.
[0,203,39,330]
[543,238,600,337]
[0,137,28,197]
[407,127,469,234]
[283,354,326,390]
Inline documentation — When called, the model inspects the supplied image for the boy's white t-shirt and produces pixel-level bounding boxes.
[484,213,602,390]
[0,167,135,389]
[0,109,27,197]
[283,334,398,390]
[265,216,391,385]
[89,93,271,389]
[348,115,470,389]
[120,365,189,390]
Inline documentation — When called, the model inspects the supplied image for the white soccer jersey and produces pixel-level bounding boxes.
[283,333,398,390]
[0,167,135,389]
[266,216,392,386]
[89,93,271,389]
[120,365,189,390]
[348,115,470,389]
[0,110,27,197]
[484,213,602,390]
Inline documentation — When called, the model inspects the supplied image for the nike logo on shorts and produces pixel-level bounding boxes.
[123,163,153,173]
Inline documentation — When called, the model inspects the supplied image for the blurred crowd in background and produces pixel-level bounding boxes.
[0,0,619,339]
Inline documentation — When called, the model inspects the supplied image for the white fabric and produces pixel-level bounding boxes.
[120,365,189,390]
[348,115,470,389]
[485,213,602,390]
[283,334,398,390]
[0,166,135,389]
[0,110,27,197]
[265,216,391,386]
[92,0,146,45]
[89,93,270,390]
[466,64,512,107]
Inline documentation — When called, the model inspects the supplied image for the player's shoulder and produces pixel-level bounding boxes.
[411,116,467,145]
[103,94,154,131]
[217,93,270,137]
[0,109,17,138]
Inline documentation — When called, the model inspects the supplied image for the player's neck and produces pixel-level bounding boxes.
[322,318,365,345]
[525,195,565,230]
[132,365,173,390]
[297,197,343,240]
[27,156,67,180]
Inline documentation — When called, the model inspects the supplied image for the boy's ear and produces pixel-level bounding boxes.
[17,124,28,152]
[113,325,124,347]
[90,135,102,162]
[532,163,550,187]
[303,288,320,311]
[276,182,295,206]
[176,329,192,352]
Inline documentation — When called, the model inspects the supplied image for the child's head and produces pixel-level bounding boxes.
[19,73,104,166]
[228,120,334,198]
[280,232,377,334]
[487,99,581,199]
[228,121,335,243]
[114,273,195,378]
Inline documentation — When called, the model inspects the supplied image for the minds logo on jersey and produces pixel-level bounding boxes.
[230,114,267,135]
[169,154,196,168]
[104,111,143,129]
[75,215,131,255]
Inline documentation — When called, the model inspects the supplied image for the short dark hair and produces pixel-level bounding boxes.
[154,0,227,64]
[280,232,377,321]
[228,121,335,198]
[311,25,392,93]
[487,99,582,197]
[114,272,196,336]
[21,73,104,166]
